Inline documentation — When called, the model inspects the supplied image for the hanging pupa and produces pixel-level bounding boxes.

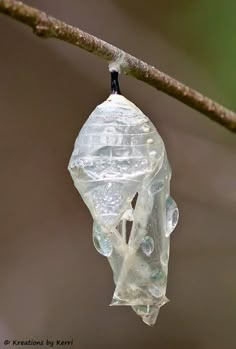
[68,70,179,326]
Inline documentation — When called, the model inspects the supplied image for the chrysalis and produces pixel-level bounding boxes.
[68,71,179,326]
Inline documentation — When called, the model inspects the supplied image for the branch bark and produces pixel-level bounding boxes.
[0,0,236,133]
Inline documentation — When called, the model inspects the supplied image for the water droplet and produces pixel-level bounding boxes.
[148,284,165,298]
[149,150,156,157]
[146,138,154,144]
[150,269,165,281]
[133,305,150,315]
[92,223,113,257]
[166,196,179,237]
[142,125,150,133]
[140,236,154,256]
[150,180,164,194]
[140,159,148,166]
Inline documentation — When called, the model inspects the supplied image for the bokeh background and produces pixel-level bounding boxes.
[0,1,236,348]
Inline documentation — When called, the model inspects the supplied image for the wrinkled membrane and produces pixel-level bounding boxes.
[68,94,179,326]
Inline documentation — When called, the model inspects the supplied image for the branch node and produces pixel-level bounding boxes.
[33,24,51,37]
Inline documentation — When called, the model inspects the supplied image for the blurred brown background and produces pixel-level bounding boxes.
[0,1,236,348]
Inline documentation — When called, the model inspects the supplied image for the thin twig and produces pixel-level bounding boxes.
[0,0,236,133]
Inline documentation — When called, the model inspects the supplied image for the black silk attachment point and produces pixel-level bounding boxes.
[111,71,121,95]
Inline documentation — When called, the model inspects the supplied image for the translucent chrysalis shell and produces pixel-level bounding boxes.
[68,93,179,326]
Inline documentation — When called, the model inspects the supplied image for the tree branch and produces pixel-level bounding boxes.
[0,0,236,133]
